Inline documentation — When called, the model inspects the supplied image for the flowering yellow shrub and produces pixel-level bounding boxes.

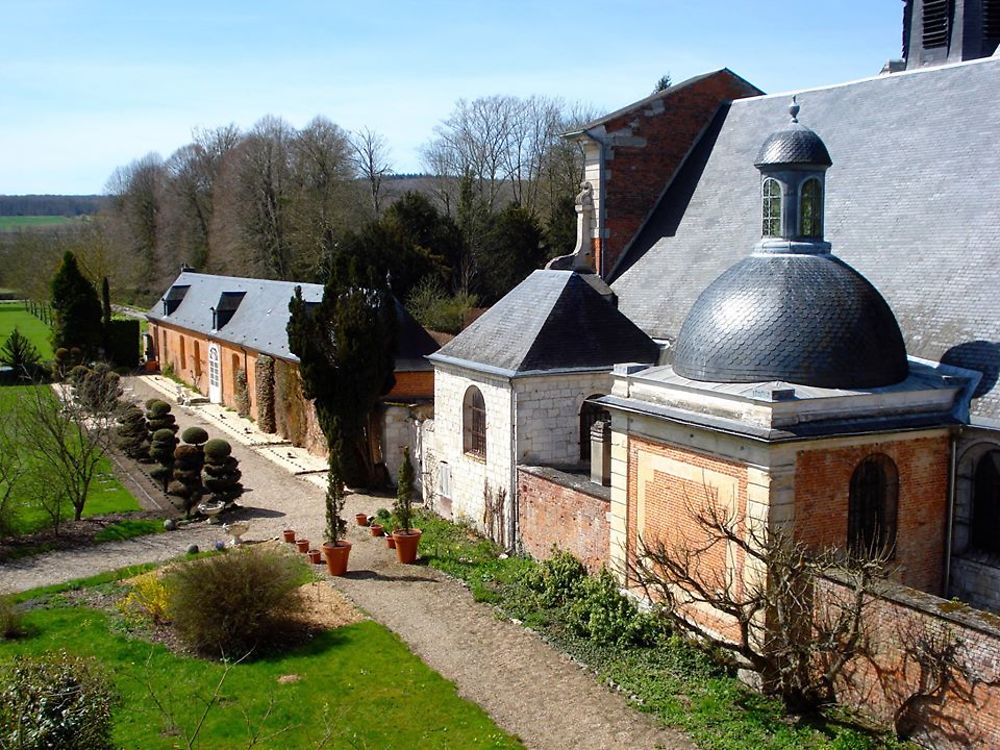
[117,572,170,626]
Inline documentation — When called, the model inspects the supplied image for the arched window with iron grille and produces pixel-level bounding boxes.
[463,386,486,459]
[848,454,899,556]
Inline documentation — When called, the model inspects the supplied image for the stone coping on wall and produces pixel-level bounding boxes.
[517,465,611,503]
[823,569,1000,639]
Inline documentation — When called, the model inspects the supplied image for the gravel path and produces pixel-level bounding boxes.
[1,376,693,750]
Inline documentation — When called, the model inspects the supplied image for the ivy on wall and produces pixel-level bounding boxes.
[255,355,276,433]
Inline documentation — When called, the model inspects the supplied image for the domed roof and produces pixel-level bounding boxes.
[672,253,908,388]
[754,121,832,168]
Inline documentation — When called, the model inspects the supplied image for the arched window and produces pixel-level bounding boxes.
[463,386,486,459]
[761,178,782,237]
[971,451,1000,555]
[193,340,202,378]
[179,336,187,371]
[848,454,899,556]
[799,178,823,238]
[579,397,610,461]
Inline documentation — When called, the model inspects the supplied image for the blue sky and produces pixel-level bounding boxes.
[1,1,904,195]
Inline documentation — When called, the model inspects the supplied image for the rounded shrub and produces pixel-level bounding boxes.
[203,438,232,460]
[165,547,308,658]
[174,444,200,463]
[181,426,209,445]
[148,400,170,418]
[0,651,117,750]
[152,428,176,443]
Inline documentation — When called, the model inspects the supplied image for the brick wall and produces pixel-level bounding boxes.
[583,70,761,277]
[517,466,610,573]
[794,436,950,595]
[819,576,1000,749]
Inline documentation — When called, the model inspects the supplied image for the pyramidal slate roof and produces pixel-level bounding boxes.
[147,272,438,371]
[430,270,659,375]
[610,57,1000,418]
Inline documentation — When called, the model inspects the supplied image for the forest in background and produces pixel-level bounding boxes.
[0,94,599,327]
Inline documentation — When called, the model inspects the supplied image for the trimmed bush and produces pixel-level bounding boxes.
[164,547,308,658]
[149,427,178,491]
[170,439,205,516]
[234,367,250,417]
[145,400,178,449]
[115,404,149,460]
[0,650,117,750]
[255,355,276,433]
[181,425,208,445]
[203,439,243,508]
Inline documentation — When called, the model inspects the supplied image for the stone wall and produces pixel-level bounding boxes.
[513,372,612,467]
[517,466,610,573]
[432,364,513,534]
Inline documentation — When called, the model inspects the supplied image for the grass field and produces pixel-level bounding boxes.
[0,386,141,535]
[2,572,523,749]
[0,302,53,359]
[0,215,74,231]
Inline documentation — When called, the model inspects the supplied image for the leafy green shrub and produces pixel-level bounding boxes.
[567,569,660,647]
[149,427,178,491]
[164,547,308,658]
[0,650,117,750]
[105,318,139,368]
[0,595,23,640]
[406,277,479,334]
[525,549,587,607]
[394,446,416,532]
[203,439,243,507]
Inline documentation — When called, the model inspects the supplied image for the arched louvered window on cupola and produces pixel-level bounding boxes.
[761,178,782,237]
[799,178,823,239]
[848,454,899,557]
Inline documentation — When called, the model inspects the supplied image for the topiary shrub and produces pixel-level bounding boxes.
[145,400,178,448]
[68,363,122,412]
[164,546,308,658]
[203,439,243,508]
[255,355,276,433]
[115,404,150,460]
[170,441,204,516]
[149,427,178,492]
[0,650,117,750]
[181,425,208,446]
[394,446,416,532]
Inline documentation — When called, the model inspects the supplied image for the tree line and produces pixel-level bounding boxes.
[1,95,596,318]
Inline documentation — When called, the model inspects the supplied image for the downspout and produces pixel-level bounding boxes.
[943,427,960,596]
[508,377,518,552]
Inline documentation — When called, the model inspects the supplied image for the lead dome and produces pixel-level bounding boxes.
[672,101,908,389]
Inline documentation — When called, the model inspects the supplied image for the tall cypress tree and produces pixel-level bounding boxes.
[288,261,396,487]
[50,252,103,357]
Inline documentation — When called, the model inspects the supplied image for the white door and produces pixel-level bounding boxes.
[208,343,222,404]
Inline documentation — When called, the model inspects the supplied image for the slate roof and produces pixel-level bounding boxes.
[430,270,659,375]
[672,252,908,388]
[754,121,832,167]
[611,57,1000,417]
[147,272,438,371]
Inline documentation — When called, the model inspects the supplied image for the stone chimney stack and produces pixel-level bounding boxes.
[903,0,1000,70]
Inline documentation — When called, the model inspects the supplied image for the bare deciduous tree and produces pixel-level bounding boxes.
[350,127,393,220]
[629,492,892,711]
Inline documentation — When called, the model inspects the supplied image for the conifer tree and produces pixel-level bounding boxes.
[287,260,396,487]
[50,252,102,356]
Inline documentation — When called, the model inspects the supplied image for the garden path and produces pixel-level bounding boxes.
[1,375,692,750]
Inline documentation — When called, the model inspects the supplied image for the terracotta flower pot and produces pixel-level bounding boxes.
[295,538,310,553]
[307,548,322,564]
[355,513,369,527]
[386,535,396,549]
[392,529,422,564]
[323,540,352,576]
[369,524,384,537]
[282,529,296,543]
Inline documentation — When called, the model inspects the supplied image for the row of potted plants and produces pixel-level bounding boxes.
[283,447,424,576]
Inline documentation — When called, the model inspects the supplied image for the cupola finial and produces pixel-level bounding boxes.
[788,96,800,123]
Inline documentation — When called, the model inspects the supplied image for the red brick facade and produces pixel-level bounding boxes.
[590,70,761,277]
[794,435,950,594]
[517,467,610,573]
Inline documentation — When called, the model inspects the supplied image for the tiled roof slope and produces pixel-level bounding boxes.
[147,272,438,370]
[611,58,1000,417]
[431,270,659,374]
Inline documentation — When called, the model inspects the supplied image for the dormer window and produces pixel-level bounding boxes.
[799,178,823,239]
[162,284,190,316]
[761,178,782,237]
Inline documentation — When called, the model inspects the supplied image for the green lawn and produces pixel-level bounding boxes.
[0,302,53,359]
[0,215,74,231]
[0,385,141,535]
[2,575,523,749]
